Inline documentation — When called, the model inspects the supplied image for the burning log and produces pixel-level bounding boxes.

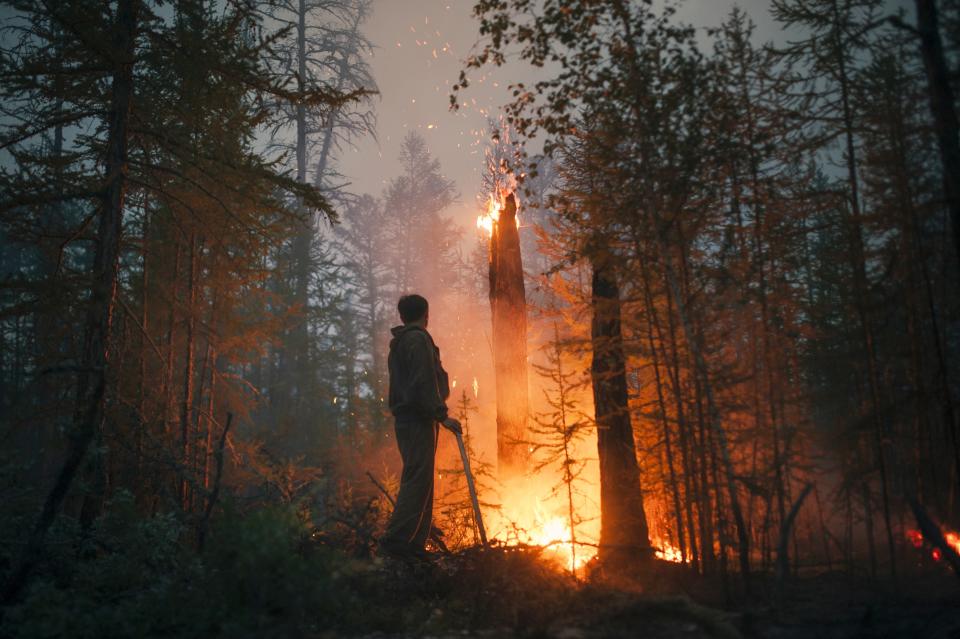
[486,192,529,474]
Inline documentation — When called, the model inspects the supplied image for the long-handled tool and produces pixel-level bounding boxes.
[454,431,488,547]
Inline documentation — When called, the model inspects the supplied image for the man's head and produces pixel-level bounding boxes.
[398,294,429,326]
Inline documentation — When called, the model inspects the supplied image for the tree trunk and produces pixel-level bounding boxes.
[489,193,529,474]
[639,256,686,563]
[288,0,312,414]
[913,0,960,507]
[1,0,138,603]
[915,0,960,271]
[179,235,198,511]
[590,251,651,565]
[829,0,897,580]
[651,218,751,588]
[662,273,701,572]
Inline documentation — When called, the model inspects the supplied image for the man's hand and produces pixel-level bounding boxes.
[441,417,462,435]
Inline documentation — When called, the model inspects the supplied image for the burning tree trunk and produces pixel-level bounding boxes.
[488,192,529,474]
[590,252,651,564]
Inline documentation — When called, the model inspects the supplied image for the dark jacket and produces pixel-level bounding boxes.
[387,324,450,422]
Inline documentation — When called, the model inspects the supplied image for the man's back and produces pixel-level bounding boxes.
[387,324,449,422]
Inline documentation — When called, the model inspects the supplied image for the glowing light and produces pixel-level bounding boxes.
[906,528,960,562]
[476,189,521,238]
[517,499,593,573]
[653,538,684,563]
[476,193,501,236]
[472,377,479,398]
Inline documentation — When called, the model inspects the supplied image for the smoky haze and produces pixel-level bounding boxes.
[336,0,908,231]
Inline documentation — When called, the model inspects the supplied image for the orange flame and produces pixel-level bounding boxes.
[491,496,595,574]
[476,189,520,238]
[653,538,684,563]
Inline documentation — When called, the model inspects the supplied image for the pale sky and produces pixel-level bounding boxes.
[334,0,869,230]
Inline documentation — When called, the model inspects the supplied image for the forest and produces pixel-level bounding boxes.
[1,0,959,637]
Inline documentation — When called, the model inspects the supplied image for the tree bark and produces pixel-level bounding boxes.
[662,272,701,572]
[590,251,651,565]
[489,193,529,474]
[914,0,960,271]
[1,0,138,603]
[830,0,897,581]
[179,235,198,511]
[651,219,751,588]
[639,257,686,563]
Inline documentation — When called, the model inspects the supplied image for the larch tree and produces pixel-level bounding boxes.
[0,0,357,600]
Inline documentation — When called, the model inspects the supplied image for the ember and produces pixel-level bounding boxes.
[907,528,960,562]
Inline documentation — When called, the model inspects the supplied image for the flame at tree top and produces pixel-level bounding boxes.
[477,187,520,237]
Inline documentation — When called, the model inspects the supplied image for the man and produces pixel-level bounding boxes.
[379,294,462,560]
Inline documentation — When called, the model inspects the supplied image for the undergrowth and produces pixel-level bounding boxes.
[0,490,745,639]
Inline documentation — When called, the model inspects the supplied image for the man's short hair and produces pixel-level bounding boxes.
[398,294,429,324]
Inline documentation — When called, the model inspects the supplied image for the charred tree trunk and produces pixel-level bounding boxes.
[590,252,651,565]
[489,193,529,474]
[1,0,138,602]
[914,0,960,271]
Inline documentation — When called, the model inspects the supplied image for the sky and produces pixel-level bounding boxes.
[336,0,791,230]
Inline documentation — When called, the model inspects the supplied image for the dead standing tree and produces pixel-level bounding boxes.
[488,192,530,476]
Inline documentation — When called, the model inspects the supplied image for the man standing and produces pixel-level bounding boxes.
[379,294,462,560]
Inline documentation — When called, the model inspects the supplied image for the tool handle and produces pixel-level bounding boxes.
[455,432,488,547]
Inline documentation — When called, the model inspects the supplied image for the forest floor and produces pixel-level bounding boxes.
[345,548,960,639]
[2,503,958,639]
